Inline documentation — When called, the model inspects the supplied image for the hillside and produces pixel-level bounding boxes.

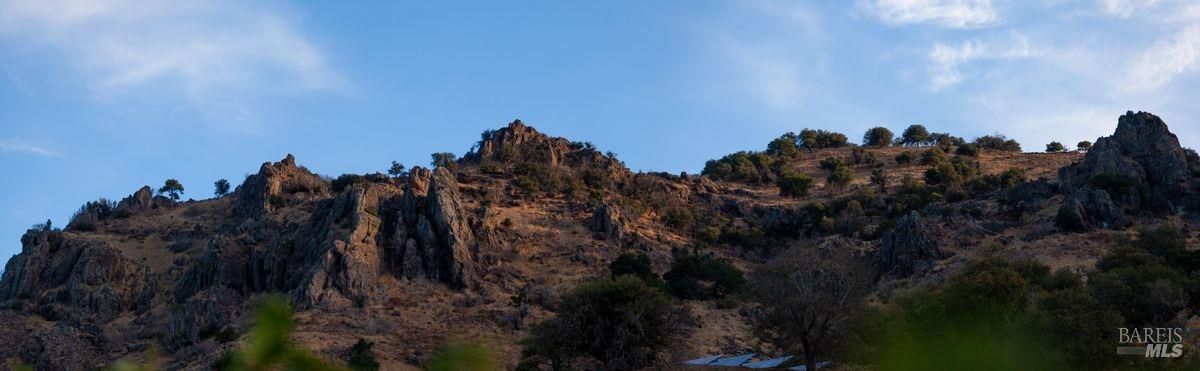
[3,112,1200,370]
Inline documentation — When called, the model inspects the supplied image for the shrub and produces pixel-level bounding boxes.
[387,161,406,178]
[777,172,814,198]
[610,252,657,282]
[664,255,746,300]
[863,127,894,147]
[955,143,980,157]
[900,124,930,147]
[430,152,458,171]
[159,179,185,200]
[974,134,1022,152]
[1045,141,1066,153]
[661,207,694,230]
[894,151,914,164]
[827,165,853,192]
[517,276,692,370]
[331,174,367,192]
[819,156,846,171]
[214,179,231,197]
[870,168,887,191]
[1055,203,1086,232]
[1087,173,1139,196]
[920,148,947,165]
[799,129,849,149]
[1076,141,1092,152]
[347,339,380,371]
[766,134,801,158]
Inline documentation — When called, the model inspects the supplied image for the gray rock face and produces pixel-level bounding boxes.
[590,203,628,241]
[1058,111,1200,229]
[234,154,327,218]
[875,211,945,277]
[426,167,476,288]
[0,229,147,324]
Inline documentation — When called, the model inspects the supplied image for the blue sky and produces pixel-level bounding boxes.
[2,0,1199,263]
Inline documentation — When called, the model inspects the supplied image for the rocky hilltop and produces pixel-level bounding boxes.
[2,114,1199,369]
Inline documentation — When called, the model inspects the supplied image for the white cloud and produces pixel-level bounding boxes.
[1125,26,1200,93]
[0,0,344,128]
[0,139,63,157]
[859,0,999,28]
[927,33,1036,90]
[1098,0,1162,17]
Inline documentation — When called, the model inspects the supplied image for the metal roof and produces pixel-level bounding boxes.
[709,353,756,366]
[744,355,793,368]
[683,354,724,365]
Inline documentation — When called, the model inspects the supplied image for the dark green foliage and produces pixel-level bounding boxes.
[894,151,914,164]
[1087,173,1139,196]
[955,143,979,157]
[664,255,745,300]
[159,179,185,200]
[214,179,231,197]
[777,171,814,198]
[899,124,930,147]
[331,174,367,192]
[1076,141,1092,152]
[1055,204,1086,232]
[930,132,966,148]
[517,276,692,370]
[766,134,801,158]
[850,147,877,166]
[609,252,656,282]
[819,156,847,171]
[430,152,458,171]
[892,175,940,213]
[863,127,894,147]
[965,168,1026,196]
[387,161,406,178]
[919,147,947,165]
[973,134,1022,152]
[870,167,887,191]
[1045,141,1066,153]
[661,206,693,230]
[346,339,379,371]
[853,258,1125,370]
[799,129,849,149]
[702,151,774,184]
[924,157,978,188]
[827,165,853,192]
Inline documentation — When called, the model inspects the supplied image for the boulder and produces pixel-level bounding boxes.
[425,167,476,289]
[590,203,628,241]
[875,211,945,277]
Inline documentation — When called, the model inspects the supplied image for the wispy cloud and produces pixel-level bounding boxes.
[858,0,999,28]
[0,0,345,130]
[1098,0,1163,17]
[1125,26,1200,93]
[0,139,63,158]
[927,32,1037,91]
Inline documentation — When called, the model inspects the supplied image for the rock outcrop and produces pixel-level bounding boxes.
[1057,111,1200,229]
[590,203,629,241]
[875,211,945,277]
[384,167,477,289]
[234,154,326,218]
[117,186,176,213]
[0,228,148,323]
